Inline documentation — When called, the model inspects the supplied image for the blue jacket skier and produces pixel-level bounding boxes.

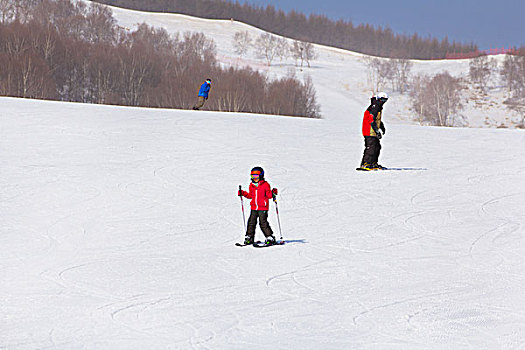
[193,79,212,110]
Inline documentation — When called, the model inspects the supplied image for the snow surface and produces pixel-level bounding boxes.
[2,4,525,350]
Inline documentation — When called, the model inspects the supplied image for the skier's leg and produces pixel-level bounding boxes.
[193,96,205,110]
[375,139,382,165]
[371,138,381,165]
[245,210,258,243]
[258,211,275,243]
[361,136,375,167]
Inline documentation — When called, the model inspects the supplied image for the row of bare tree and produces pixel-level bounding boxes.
[363,57,413,94]
[363,57,462,127]
[91,0,480,60]
[469,53,525,97]
[233,30,317,68]
[0,0,321,118]
[363,51,525,127]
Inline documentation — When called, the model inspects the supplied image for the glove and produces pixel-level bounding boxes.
[238,190,242,196]
[380,123,386,134]
[272,188,278,196]
[376,131,382,139]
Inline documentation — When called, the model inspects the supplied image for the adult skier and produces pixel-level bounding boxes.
[192,78,212,110]
[359,92,389,170]
[238,167,278,245]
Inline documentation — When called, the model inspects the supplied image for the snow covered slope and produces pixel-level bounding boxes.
[2,94,525,349]
[109,4,521,128]
[2,4,525,350]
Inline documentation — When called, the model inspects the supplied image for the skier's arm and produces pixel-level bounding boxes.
[238,189,251,198]
[369,104,381,136]
[264,183,273,200]
[370,117,380,135]
[371,121,380,135]
[380,122,386,134]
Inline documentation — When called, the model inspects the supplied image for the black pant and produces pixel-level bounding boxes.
[361,136,381,165]
[246,210,273,239]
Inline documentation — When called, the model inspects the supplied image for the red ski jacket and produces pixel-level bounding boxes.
[240,181,273,211]
[362,103,383,137]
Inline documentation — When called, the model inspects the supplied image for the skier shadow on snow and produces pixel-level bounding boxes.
[282,239,307,244]
[382,167,428,171]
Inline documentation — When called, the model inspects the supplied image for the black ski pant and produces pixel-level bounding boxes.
[246,210,273,239]
[361,136,381,165]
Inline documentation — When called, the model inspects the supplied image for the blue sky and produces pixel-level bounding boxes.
[240,0,525,50]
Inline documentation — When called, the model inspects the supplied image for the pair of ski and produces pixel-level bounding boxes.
[235,240,285,248]
[356,167,427,171]
[356,167,387,171]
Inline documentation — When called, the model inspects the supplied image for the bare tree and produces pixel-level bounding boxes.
[254,33,278,66]
[469,54,495,92]
[299,75,321,117]
[363,56,395,92]
[409,73,430,125]
[290,40,317,68]
[391,58,412,93]
[275,37,289,62]
[501,54,525,98]
[0,0,40,23]
[410,71,463,126]
[303,42,317,68]
[84,1,116,44]
[290,40,304,67]
[501,54,525,124]
[132,23,174,53]
[179,31,216,63]
[0,0,15,23]
[232,30,251,57]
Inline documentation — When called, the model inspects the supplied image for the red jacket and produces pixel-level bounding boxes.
[362,100,384,137]
[240,181,273,210]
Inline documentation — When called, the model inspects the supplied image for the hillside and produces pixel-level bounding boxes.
[108,4,522,128]
[92,0,479,59]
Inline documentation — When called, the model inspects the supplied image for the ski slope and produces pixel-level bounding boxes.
[109,4,520,128]
[2,4,525,350]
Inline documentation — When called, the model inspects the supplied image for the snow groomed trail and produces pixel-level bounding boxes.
[2,96,524,349]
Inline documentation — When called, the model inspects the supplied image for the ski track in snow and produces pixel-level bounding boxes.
[1,4,525,350]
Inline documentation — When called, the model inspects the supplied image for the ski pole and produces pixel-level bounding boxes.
[239,185,246,234]
[273,195,283,240]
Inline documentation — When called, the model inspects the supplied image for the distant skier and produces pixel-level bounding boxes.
[359,92,389,170]
[238,167,278,245]
[192,78,212,110]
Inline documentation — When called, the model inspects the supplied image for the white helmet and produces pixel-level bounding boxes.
[374,92,389,100]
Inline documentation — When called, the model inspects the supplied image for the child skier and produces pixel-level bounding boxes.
[238,167,278,245]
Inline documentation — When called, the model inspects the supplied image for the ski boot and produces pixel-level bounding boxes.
[360,162,376,170]
[244,236,254,245]
[264,235,276,246]
[371,163,386,169]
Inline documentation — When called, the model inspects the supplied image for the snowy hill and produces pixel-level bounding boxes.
[2,4,525,350]
[109,4,521,128]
